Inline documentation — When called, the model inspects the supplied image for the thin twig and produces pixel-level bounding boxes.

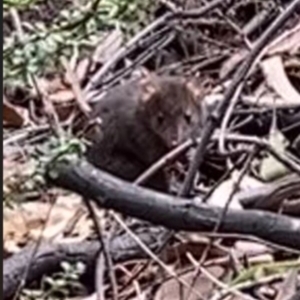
[110,212,205,300]
[186,147,258,300]
[187,253,256,300]
[180,0,300,196]
[83,199,118,300]
[84,0,230,97]
[61,57,91,116]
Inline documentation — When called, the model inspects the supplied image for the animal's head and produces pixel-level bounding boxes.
[138,73,205,149]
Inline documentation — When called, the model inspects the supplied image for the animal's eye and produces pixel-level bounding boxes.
[184,111,192,124]
[157,112,164,125]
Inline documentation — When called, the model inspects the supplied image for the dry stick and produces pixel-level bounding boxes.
[9,9,64,299]
[113,142,194,296]
[11,18,112,296]
[91,29,176,101]
[95,251,105,300]
[187,254,256,300]
[180,0,300,197]
[13,192,57,300]
[97,1,299,293]
[181,0,300,286]
[213,273,295,300]
[61,57,91,116]
[127,131,300,295]
[202,155,245,203]
[86,27,175,103]
[194,232,300,256]
[47,159,300,248]
[135,139,194,185]
[111,213,206,300]
[186,147,258,300]
[219,83,244,154]
[11,6,63,137]
[83,199,118,300]
[204,0,253,50]
[84,0,229,97]
[219,133,300,174]
[138,131,300,191]
[62,52,119,299]
[116,265,142,299]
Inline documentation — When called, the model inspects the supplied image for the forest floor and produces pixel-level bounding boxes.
[3,0,300,300]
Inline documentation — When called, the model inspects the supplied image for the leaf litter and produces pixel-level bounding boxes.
[3,0,300,299]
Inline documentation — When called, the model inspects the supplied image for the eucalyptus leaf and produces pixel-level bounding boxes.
[260,129,289,181]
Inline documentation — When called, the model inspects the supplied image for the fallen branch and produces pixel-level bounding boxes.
[45,159,300,250]
[3,227,168,300]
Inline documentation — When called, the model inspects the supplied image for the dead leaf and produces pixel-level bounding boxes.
[275,269,298,300]
[3,97,25,127]
[205,172,263,210]
[162,239,226,265]
[154,266,224,300]
[47,89,77,121]
[93,27,123,64]
[61,56,91,115]
[48,89,75,103]
[34,76,66,97]
[3,193,91,254]
[261,55,300,106]
[234,241,272,260]
[220,49,249,80]
[260,129,289,181]
[266,21,300,56]
[75,57,91,84]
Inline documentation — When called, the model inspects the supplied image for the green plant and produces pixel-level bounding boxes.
[21,261,86,299]
[3,0,153,85]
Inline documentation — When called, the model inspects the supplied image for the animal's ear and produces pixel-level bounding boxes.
[139,72,160,103]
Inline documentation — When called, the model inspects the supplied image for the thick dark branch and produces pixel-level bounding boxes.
[46,160,300,250]
[3,227,167,300]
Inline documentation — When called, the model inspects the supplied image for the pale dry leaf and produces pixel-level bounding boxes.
[34,76,66,96]
[266,21,300,56]
[261,55,300,106]
[234,241,272,261]
[3,157,36,205]
[242,94,291,108]
[3,206,29,253]
[55,194,100,240]
[220,49,249,80]
[3,194,88,252]
[178,232,210,244]
[75,57,91,84]
[33,76,75,121]
[4,240,23,254]
[260,129,289,181]
[275,269,298,300]
[93,27,123,64]
[205,172,263,210]
[154,266,225,300]
[3,156,27,182]
[48,89,75,103]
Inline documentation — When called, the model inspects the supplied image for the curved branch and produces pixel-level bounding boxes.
[46,159,300,250]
